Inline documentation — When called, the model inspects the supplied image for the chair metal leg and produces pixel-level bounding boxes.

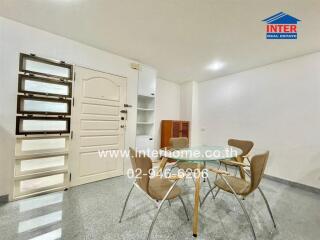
[217,161,222,170]
[221,175,256,240]
[178,195,190,221]
[119,184,135,223]
[258,187,277,228]
[200,185,217,207]
[191,174,196,184]
[214,188,220,198]
[206,177,215,199]
[234,167,238,176]
[147,181,179,240]
[168,200,171,207]
[215,162,222,182]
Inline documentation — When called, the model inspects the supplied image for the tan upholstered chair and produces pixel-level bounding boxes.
[119,148,189,240]
[220,138,254,179]
[202,151,276,240]
[169,137,204,171]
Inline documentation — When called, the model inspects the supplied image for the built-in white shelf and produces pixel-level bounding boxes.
[136,134,153,138]
[137,122,154,125]
[137,108,154,111]
[138,94,155,99]
[136,65,157,157]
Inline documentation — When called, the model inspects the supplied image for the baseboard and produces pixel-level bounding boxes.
[264,174,320,194]
[0,194,9,204]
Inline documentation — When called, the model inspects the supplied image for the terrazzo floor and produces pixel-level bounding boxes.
[0,175,319,240]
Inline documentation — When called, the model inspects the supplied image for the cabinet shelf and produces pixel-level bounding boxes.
[137,108,154,111]
[136,65,156,155]
[137,122,154,125]
[136,134,153,138]
[138,94,155,99]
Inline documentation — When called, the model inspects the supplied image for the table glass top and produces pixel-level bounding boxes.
[160,145,242,162]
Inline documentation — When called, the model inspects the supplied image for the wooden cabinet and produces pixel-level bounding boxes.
[161,120,190,148]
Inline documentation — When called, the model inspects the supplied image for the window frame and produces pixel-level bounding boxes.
[15,154,68,176]
[15,135,69,156]
[18,74,72,98]
[17,95,71,116]
[16,116,71,135]
[14,171,68,198]
[19,53,73,80]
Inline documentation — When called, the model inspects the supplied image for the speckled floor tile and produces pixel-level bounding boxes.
[0,176,319,240]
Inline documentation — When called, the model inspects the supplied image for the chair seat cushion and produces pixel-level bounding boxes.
[148,177,182,200]
[215,176,250,196]
[176,162,204,171]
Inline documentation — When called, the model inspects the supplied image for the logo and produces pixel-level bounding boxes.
[262,12,301,39]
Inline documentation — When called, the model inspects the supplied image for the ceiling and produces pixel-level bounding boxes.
[0,0,319,83]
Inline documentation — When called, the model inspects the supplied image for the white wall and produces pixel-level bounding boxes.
[180,82,194,122]
[0,17,182,197]
[0,17,139,197]
[154,78,180,149]
[180,81,200,146]
[198,52,320,189]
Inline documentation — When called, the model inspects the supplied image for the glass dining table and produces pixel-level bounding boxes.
[159,145,242,237]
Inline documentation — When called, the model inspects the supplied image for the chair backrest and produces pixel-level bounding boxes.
[129,148,152,194]
[248,151,269,193]
[228,138,254,157]
[169,137,189,150]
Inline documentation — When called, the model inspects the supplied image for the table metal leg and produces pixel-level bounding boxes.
[192,165,201,237]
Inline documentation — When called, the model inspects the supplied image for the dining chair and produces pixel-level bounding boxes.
[119,148,189,240]
[167,137,215,199]
[169,137,201,171]
[219,138,254,179]
[202,151,276,240]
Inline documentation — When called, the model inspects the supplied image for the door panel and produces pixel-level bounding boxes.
[80,120,119,130]
[80,136,119,147]
[79,151,118,176]
[70,66,126,186]
[83,77,120,101]
[81,103,119,116]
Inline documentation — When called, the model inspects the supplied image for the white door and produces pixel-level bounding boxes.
[70,66,127,186]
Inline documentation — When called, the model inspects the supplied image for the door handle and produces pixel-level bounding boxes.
[120,110,128,114]
[120,125,125,128]
[124,104,132,108]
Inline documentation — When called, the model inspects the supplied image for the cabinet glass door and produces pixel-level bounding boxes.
[181,122,189,138]
[172,121,180,137]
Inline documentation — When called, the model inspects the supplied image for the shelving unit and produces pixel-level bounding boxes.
[137,108,154,111]
[135,65,157,153]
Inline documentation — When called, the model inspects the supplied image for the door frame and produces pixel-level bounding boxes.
[69,65,128,187]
